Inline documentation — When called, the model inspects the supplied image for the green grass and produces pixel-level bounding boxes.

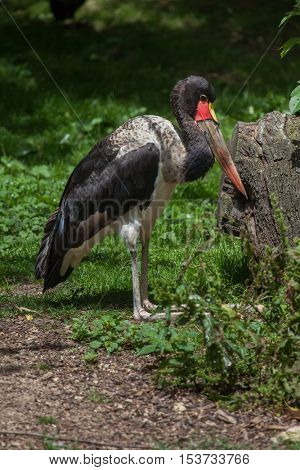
[0,1,299,408]
[35,362,52,371]
[153,438,253,450]
[38,415,58,425]
[154,437,300,450]
[87,389,112,404]
[42,436,76,450]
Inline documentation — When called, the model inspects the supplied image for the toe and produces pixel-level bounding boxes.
[142,300,158,311]
[133,308,152,321]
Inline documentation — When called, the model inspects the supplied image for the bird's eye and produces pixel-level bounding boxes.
[200,94,207,102]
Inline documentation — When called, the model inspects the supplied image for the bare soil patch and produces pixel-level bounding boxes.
[0,316,297,449]
[11,282,43,297]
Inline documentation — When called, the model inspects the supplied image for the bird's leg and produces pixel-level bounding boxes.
[129,247,160,321]
[122,220,183,321]
[136,222,183,321]
[129,248,144,320]
[139,240,183,321]
[121,219,153,321]
[130,246,183,321]
[140,238,157,311]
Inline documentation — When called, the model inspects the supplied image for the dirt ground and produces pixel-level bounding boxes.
[0,315,298,450]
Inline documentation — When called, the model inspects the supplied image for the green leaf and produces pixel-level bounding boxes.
[279,12,295,27]
[107,342,119,353]
[279,12,293,27]
[168,358,181,366]
[291,83,300,96]
[280,38,300,58]
[84,350,98,362]
[137,344,158,356]
[280,2,300,26]
[289,85,300,114]
[90,340,102,350]
[30,165,51,178]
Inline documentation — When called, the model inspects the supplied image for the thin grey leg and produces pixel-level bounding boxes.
[140,239,149,302]
[122,219,183,322]
[130,247,161,321]
[130,248,143,320]
[140,238,157,311]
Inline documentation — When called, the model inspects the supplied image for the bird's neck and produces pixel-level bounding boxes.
[176,110,214,182]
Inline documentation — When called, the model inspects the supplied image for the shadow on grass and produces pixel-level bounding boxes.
[1,0,299,164]
[43,287,133,310]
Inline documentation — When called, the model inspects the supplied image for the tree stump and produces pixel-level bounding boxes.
[217,111,300,256]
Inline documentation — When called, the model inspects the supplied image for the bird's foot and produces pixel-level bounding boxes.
[141,300,184,312]
[142,299,158,311]
[133,307,183,322]
[133,308,152,321]
[171,304,185,311]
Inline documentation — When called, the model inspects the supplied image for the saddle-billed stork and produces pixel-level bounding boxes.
[35,76,247,320]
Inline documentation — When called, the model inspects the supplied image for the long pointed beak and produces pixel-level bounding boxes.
[197,120,248,198]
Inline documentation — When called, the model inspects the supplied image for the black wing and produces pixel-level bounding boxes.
[35,142,160,291]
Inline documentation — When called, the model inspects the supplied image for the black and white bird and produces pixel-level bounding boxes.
[35,76,247,320]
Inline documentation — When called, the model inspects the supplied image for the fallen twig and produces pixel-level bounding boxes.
[0,430,149,449]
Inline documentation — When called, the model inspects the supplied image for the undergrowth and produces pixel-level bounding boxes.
[72,215,300,408]
[150,236,300,408]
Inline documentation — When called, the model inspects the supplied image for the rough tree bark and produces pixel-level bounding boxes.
[218,111,300,256]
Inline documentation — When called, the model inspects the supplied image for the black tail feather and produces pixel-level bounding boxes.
[36,208,73,291]
[43,260,73,292]
[35,208,60,279]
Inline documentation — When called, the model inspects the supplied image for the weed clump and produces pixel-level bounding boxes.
[147,204,300,407]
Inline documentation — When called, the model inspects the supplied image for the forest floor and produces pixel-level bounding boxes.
[0,297,298,450]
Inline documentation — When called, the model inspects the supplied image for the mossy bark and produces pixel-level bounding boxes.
[218,112,300,256]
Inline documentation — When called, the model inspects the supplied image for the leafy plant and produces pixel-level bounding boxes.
[289,82,300,115]
[280,1,300,114]
[73,212,300,407]
[140,203,300,407]
[71,310,200,363]
[72,313,138,356]
[280,0,300,31]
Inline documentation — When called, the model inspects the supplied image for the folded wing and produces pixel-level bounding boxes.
[35,142,160,291]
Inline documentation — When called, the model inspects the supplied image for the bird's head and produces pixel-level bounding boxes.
[170,76,247,198]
